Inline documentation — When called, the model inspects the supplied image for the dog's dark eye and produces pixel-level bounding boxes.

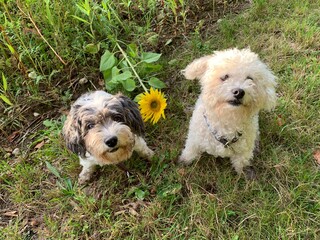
[86,123,95,130]
[113,115,123,122]
[220,74,229,81]
[247,76,253,80]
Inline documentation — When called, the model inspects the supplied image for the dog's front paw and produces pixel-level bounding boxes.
[78,174,91,185]
[146,148,155,160]
[78,168,95,185]
[139,148,154,161]
[176,156,192,166]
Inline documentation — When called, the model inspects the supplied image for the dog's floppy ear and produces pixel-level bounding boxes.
[263,75,277,111]
[260,66,278,111]
[117,94,145,136]
[182,55,211,80]
[62,108,86,157]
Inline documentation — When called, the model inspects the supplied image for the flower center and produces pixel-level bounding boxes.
[150,100,159,110]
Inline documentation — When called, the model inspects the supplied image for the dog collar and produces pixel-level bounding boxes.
[203,112,242,148]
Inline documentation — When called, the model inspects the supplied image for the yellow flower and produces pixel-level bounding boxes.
[138,88,167,124]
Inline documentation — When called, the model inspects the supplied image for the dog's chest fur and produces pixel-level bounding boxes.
[188,98,259,158]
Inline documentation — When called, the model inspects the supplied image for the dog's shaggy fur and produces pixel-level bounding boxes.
[62,91,154,184]
[178,48,277,177]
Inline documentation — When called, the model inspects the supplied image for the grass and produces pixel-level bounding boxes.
[1,0,320,239]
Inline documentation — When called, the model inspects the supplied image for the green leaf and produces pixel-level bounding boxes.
[64,178,73,191]
[71,15,90,24]
[148,77,166,89]
[104,67,119,91]
[138,63,162,75]
[126,187,137,197]
[5,43,15,54]
[135,189,146,200]
[105,81,117,91]
[0,94,12,106]
[102,68,112,82]
[2,73,8,91]
[110,66,120,81]
[113,70,132,81]
[226,210,237,217]
[100,50,117,72]
[45,161,62,179]
[43,119,55,128]
[122,78,136,92]
[44,0,54,26]
[168,59,178,65]
[76,0,91,16]
[127,43,138,58]
[84,43,100,54]
[232,235,239,240]
[134,93,144,102]
[145,63,162,72]
[119,60,129,69]
[141,52,161,63]
[157,183,182,198]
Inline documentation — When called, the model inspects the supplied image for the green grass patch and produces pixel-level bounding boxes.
[0,0,319,239]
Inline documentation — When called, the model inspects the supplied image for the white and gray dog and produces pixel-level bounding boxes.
[62,91,154,184]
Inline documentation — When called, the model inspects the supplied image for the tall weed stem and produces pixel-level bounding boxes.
[115,42,148,93]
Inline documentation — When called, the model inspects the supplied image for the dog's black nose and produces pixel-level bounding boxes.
[105,136,118,148]
[232,88,245,99]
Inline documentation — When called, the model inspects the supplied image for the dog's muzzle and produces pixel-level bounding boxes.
[229,88,245,106]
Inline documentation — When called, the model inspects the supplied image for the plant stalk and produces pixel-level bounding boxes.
[115,42,148,93]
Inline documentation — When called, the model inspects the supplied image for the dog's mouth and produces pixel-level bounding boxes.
[228,99,242,106]
[108,147,119,153]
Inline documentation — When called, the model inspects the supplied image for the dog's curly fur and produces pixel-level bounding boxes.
[178,48,277,176]
[62,91,154,184]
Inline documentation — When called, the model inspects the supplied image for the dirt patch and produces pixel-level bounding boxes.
[146,0,251,53]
